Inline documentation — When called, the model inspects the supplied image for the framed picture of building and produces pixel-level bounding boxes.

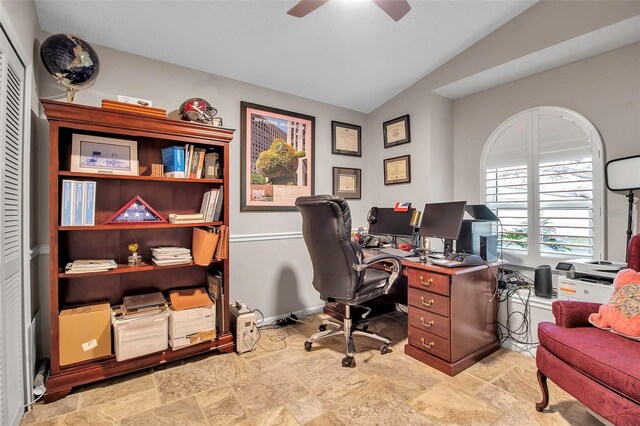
[240,101,315,211]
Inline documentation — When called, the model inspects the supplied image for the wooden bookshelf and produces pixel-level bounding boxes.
[42,99,234,403]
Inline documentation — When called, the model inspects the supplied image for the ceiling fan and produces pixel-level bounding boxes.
[287,0,411,22]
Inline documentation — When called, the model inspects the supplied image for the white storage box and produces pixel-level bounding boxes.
[112,309,170,361]
[169,305,216,349]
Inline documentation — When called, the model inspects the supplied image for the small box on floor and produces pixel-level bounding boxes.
[169,287,216,349]
[112,306,170,361]
[59,302,112,366]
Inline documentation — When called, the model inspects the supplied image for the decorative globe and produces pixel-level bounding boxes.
[40,34,100,102]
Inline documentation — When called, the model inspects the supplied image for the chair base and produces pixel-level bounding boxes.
[304,306,391,367]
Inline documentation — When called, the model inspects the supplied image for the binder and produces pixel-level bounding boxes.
[212,185,224,221]
[84,181,96,226]
[161,146,185,178]
[61,180,74,226]
[72,181,85,226]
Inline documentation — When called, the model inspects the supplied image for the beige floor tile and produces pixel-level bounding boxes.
[562,402,604,425]
[21,395,80,424]
[57,408,116,425]
[493,403,580,426]
[20,418,60,426]
[492,366,542,404]
[232,369,309,417]
[303,412,347,426]
[197,386,247,425]
[321,381,432,425]
[77,372,155,408]
[447,371,490,394]
[186,351,259,384]
[410,382,502,425]
[153,363,226,404]
[465,354,514,383]
[285,395,325,424]
[239,406,301,426]
[491,347,537,371]
[98,388,161,420]
[121,396,208,425]
[474,383,520,410]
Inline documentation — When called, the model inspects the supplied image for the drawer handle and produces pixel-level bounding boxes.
[419,276,433,287]
[420,318,435,328]
[420,337,435,349]
[384,265,392,272]
[420,297,435,307]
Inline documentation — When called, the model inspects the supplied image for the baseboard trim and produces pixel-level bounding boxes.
[258,305,324,327]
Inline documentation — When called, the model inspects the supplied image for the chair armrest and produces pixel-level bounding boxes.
[354,255,403,295]
[552,300,602,328]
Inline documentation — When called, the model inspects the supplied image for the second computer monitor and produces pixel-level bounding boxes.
[368,207,416,237]
[418,201,467,240]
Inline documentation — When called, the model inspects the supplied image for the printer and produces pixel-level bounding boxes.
[555,259,627,304]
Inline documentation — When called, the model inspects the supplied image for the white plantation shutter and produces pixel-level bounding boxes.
[0,28,25,426]
[482,107,604,264]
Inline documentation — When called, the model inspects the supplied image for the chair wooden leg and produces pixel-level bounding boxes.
[535,370,550,412]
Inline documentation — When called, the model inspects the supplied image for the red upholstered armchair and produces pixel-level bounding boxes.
[535,234,640,425]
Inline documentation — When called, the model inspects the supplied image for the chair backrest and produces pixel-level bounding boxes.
[628,234,640,271]
[295,195,363,301]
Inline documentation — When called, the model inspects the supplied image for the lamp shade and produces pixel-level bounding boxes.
[605,155,640,191]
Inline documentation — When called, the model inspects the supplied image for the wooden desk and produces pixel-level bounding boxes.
[337,251,500,376]
[400,258,499,375]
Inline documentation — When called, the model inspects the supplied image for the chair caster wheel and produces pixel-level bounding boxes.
[380,344,390,355]
[319,324,327,331]
[304,341,312,352]
[341,356,355,367]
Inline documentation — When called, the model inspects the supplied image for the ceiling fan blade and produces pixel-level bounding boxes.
[372,0,411,21]
[287,0,329,18]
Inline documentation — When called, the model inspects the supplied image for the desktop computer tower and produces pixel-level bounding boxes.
[457,220,497,261]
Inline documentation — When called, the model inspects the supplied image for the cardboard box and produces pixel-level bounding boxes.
[59,302,112,366]
[112,309,169,361]
[169,305,216,349]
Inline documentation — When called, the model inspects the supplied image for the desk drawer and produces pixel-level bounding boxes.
[408,309,450,339]
[407,269,449,296]
[408,288,449,317]
[408,326,450,362]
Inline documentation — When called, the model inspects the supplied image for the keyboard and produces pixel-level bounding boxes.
[379,247,414,258]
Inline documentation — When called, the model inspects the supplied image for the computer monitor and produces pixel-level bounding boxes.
[465,204,499,222]
[367,207,416,237]
[418,201,467,255]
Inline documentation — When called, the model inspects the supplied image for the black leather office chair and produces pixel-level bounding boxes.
[295,195,403,367]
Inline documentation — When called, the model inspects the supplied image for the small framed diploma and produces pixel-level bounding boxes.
[383,155,411,185]
[331,121,362,156]
[383,114,411,148]
[332,167,361,199]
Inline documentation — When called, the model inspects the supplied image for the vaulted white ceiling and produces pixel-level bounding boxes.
[34,0,536,112]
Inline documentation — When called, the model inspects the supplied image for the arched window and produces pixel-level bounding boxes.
[481,107,604,265]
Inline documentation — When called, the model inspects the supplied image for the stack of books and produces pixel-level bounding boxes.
[161,145,218,179]
[200,186,224,222]
[119,292,168,320]
[65,259,117,274]
[151,247,192,266]
[168,213,205,224]
[60,180,96,226]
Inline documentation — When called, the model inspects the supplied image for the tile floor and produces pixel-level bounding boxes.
[22,313,602,425]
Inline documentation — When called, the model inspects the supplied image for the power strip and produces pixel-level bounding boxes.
[276,313,298,327]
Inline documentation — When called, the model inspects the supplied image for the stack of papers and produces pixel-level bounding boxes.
[65,259,117,274]
[168,213,205,224]
[151,247,193,266]
[119,292,168,319]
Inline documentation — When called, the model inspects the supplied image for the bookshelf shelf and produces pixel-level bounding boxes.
[43,99,233,403]
[59,222,223,231]
[58,171,223,184]
[58,259,224,279]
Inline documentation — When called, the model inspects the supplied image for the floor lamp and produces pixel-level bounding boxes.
[605,155,640,261]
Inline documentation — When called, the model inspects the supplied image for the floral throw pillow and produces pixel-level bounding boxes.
[588,269,640,341]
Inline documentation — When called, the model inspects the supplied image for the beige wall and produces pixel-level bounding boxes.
[452,43,640,262]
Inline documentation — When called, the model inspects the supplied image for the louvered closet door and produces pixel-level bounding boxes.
[0,28,25,426]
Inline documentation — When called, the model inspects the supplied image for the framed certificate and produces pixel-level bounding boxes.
[383,155,411,185]
[332,167,361,199]
[331,121,362,156]
[383,114,411,148]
